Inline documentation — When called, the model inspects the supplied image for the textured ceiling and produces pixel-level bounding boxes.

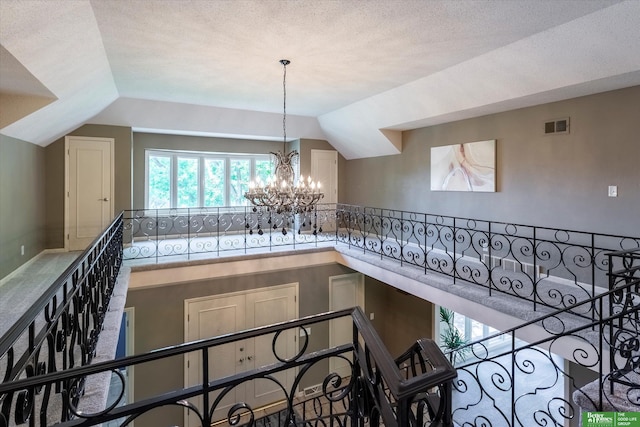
[1,0,639,158]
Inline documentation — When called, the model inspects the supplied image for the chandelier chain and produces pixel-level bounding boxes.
[282,60,287,146]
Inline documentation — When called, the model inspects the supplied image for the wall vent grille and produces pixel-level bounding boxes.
[482,254,544,279]
[303,384,322,397]
[544,117,570,134]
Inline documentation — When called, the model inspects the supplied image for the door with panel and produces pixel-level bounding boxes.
[185,284,298,426]
[67,136,114,251]
[244,285,298,409]
[185,294,247,426]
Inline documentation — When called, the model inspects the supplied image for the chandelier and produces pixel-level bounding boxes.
[244,59,324,214]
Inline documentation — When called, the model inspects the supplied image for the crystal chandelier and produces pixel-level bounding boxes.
[244,59,324,214]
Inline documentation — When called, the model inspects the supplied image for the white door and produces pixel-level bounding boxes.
[185,284,298,426]
[311,150,338,232]
[67,136,114,251]
[329,274,364,378]
[186,294,246,424]
[245,286,298,408]
[311,149,337,204]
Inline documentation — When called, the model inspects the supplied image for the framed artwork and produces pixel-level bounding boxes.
[430,140,496,192]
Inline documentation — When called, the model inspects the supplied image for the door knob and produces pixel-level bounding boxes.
[100,198,109,202]
[238,358,245,363]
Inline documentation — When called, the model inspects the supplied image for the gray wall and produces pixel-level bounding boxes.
[0,135,46,280]
[365,277,434,358]
[343,86,640,236]
[45,125,133,248]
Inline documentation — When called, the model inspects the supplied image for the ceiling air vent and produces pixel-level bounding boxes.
[544,117,570,135]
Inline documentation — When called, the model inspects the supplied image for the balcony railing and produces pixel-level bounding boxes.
[123,204,640,319]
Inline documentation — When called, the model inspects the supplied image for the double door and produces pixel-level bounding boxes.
[184,284,298,425]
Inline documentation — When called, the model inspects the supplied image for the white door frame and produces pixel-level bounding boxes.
[64,136,115,251]
[123,307,135,408]
[329,273,364,377]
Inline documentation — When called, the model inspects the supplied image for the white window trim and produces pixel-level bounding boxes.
[145,149,272,209]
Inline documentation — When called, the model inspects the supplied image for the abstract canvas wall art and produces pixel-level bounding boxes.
[430,140,496,192]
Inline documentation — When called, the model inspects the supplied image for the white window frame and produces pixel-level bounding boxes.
[145,149,272,209]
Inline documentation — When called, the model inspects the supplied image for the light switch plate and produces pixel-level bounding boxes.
[608,185,618,197]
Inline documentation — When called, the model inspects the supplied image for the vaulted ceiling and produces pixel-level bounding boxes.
[1,0,639,159]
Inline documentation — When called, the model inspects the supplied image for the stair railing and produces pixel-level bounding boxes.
[0,307,456,427]
[607,248,640,394]
[0,213,123,426]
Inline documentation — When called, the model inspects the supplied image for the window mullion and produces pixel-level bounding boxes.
[225,157,230,207]
[199,157,204,208]
[171,154,178,208]
[144,151,149,208]
[251,158,256,182]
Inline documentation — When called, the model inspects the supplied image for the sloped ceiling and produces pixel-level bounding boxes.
[1,0,639,159]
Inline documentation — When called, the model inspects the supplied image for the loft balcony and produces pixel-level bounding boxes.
[1,204,638,426]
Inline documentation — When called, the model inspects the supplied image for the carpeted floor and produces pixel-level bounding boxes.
[0,251,80,337]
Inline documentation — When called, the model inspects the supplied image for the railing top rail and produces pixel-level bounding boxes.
[335,203,640,241]
[607,247,640,257]
[0,308,353,391]
[0,211,124,356]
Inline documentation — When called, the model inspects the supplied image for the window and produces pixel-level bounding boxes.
[145,150,272,208]
[439,308,506,352]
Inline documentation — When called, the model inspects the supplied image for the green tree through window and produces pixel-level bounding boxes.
[229,159,250,206]
[148,155,171,208]
[177,157,199,208]
[204,159,225,207]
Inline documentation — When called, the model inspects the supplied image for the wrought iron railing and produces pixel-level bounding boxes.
[123,204,640,318]
[607,248,640,393]
[335,205,640,321]
[0,308,457,427]
[444,249,640,426]
[0,213,123,426]
[122,205,336,262]
[2,205,638,427]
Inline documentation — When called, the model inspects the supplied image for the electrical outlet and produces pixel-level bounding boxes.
[608,185,618,197]
[299,327,311,337]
